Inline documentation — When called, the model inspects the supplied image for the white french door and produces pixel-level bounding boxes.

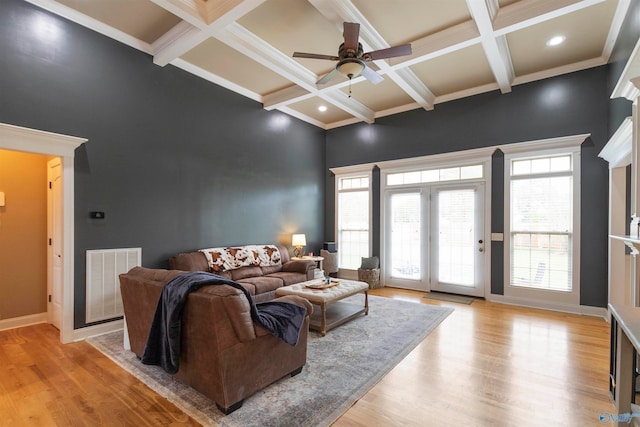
[386,190,425,290]
[384,183,485,297]
[430,183,485,297]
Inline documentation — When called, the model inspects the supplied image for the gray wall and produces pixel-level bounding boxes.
[0,0,325,327]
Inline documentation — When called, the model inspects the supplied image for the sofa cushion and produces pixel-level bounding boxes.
[216,270,233,280]
[260,265,283,275]
[238,276,283,295]
[231,266,263,281]
[236,281,256,296]
[266,272,308,286]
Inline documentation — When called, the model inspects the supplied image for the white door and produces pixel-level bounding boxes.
[384,190,426,291]
[430,183,485,297]
[47,158,63,329]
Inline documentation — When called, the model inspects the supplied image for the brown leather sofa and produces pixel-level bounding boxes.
[119,266,313,414]
[169,244,315,302]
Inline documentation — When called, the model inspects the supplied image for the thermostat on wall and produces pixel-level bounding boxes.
[90,211,105,219]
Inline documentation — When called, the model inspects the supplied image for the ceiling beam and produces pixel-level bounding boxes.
[492,0,607,35]
[263,86,314,111]
[151,21,209,66]
[466,0,514,94]
[24,0,153,54]
[151,0,268,66]
[388,20,480,68]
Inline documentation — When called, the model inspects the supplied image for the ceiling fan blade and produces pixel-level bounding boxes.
[360,65,384,85]
[343,22,360,51]
[364,44,412,61]
[293,52,340,61]
[317,68,340,85]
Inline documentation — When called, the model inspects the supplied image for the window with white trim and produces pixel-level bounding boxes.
[506,152,579,295]
[337,175,370,270]
[386,164,483,186]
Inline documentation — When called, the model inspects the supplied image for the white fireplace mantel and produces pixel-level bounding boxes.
[611,235,640,255]
[599,117,632,168]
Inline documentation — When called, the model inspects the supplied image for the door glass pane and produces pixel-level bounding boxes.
[437,189,475,286]
[390,193,421,280]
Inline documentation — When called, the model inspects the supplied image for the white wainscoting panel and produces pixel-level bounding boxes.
[86,248,141,323]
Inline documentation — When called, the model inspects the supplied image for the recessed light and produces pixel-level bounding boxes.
[546,35,566,47]
[318,105,327,112]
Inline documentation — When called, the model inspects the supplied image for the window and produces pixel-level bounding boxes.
[337,174,370,270]
[387,164,483,186]
[505,150,580,303]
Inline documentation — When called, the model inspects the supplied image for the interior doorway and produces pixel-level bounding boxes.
[0,123,85,343]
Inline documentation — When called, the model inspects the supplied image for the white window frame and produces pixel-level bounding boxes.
[503,139,583,308]
[330,165,374,278]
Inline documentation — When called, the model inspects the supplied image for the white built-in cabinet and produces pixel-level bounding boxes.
[602,38,640,309]
[603,39,640,421]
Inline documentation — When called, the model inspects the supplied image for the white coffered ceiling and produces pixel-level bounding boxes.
[26,0,631,129]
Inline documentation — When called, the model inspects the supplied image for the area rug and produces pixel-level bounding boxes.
[423,291,476,304]
[87,295,453,427]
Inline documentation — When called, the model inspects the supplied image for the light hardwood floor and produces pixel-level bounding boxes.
[0,288,613,426]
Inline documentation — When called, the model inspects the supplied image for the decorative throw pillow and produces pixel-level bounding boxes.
[360,256,379,269]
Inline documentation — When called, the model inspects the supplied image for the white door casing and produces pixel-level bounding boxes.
[0,123,85,343]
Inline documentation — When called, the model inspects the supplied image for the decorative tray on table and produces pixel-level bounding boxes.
[305,279,341,289]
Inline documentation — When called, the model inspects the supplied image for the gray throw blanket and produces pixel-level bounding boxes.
[141,271,307,374]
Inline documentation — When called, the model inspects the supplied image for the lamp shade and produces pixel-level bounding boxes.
[292,234,306,247]
[338,60,364,78]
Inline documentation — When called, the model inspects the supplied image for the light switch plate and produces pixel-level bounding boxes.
[0,192,4,207]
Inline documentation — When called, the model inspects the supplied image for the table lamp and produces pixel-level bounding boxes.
[292,234,306,258]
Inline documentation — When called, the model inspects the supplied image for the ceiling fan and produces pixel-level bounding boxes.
[293,22,412,86]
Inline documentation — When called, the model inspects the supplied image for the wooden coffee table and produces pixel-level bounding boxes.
[275,279,369,336]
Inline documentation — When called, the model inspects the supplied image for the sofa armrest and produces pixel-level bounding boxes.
[273,295,313,316]
[282,259,315,274]
[169,251,210,271]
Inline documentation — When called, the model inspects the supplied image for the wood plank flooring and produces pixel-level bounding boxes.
[0,288,613,426]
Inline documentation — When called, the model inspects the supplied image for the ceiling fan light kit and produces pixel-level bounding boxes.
[293,22,412,88]
[338,59,365,78]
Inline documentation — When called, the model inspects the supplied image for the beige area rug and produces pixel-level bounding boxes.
[88,295,453,427]
[423,291,476,305]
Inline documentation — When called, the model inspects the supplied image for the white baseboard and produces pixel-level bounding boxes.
[0,313,47,331]
[72,318,124,342]
[487,293,608,319]
[0,315,124,343]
